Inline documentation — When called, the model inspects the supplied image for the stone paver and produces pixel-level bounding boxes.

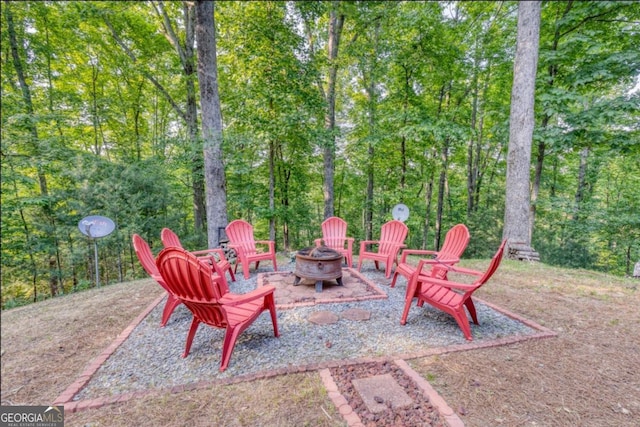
[308,310,339,325]
[352,373,413,413]
[341,308,371,321]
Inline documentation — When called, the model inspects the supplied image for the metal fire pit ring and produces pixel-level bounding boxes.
[293,246,344,292]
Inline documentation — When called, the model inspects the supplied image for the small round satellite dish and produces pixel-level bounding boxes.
[392,204,410,222]
[78,215,116,238]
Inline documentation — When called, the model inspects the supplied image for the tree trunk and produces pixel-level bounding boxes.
[363,19,380,241]
[435,142,448,251]
[422,171,434,249]
[323,4,344,219]
[574,146,590,220]
[503,1,541,260]
[195,0,228,248]
[155,1,205,235]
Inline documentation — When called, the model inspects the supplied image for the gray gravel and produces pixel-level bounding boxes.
[76,263,536,400]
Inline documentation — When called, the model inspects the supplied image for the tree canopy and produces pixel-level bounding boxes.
[2,1,639,308]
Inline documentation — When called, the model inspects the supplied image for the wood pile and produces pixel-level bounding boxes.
[506,241,540,262]
[219,239,237,264]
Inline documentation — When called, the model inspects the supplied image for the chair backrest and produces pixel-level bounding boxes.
[472,239,507,289]
[156,247,229,302]
[132,234,169,291]
[161,228,183,248]
[225,220,257,254]
[321,216,348,247]
[439,224,471,257]
[156,247,229,327]
[378,220,409,254]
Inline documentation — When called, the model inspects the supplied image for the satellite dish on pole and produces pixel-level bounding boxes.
[78,216,115,287]
[391,204,410,222]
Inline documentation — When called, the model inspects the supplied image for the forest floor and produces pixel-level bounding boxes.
[1,257,639,426]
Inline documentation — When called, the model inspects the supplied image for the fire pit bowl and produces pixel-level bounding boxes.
[294,245,344,292]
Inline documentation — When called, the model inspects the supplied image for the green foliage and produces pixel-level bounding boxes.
[2,1,639,308]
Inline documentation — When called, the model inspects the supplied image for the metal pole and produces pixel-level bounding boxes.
[94,239,100,287]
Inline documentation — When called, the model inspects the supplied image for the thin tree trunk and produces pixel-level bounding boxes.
[422,172,434,249]
[573,146,590,220]
[363,19,380,241]
[435,139,449,251]
[106,7,206,234]
[323,4,344,219]
[6,2,60,296]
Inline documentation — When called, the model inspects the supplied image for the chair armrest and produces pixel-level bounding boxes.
[219,285,276,306]
[191,248,227,262]
[418,276,478,291]
[447,265,484,277]
[400,249,437,264]
[345,237,354,251]
[255,240,275,251]
[359,240,379,252]
[415,256,459,275]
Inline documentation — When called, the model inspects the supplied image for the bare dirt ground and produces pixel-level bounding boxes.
[2,259,639,426]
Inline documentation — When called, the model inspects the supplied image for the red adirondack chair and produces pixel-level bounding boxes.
[400,240,507,341]
[132,234,181,327]
[357,220,409,278]
[391,224,470,288]
[225,220,278,279]
[314,216,355,267]
[161,228,235,284]
[156,247,279,371]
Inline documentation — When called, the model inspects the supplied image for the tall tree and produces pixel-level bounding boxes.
[322,2,345,219]
[4,1,63,296]
[503,1,541,259]
[102,2,206,235]
[195,0,227,248]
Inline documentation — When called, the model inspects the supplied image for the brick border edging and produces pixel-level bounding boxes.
[55,287,557,416]
[53,292,166,406]
[394,359,465,427]
[317,359,466,427]
[257,268,389,309]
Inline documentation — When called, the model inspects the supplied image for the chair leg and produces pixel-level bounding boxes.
[400,297,414,325]
[227,266,236,282]
[183,318,201,357]
[271,255,278,272]
[464,298,479,325]
[242,262,250,279]
[220,325,243,372]
[266,294,280,337]
[160,294,181,327]
[452,309,473,340]
[400,279,420,325]
[390,271,400,288]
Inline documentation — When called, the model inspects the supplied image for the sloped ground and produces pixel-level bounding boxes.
[2,259,638,426]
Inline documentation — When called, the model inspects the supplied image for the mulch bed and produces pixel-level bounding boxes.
[330,361,445,427]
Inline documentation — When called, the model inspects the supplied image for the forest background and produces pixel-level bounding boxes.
[2,1,639,309]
